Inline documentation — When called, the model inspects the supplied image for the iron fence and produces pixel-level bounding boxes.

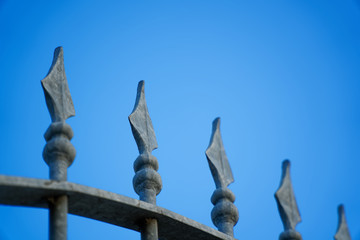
[0,47,353,240]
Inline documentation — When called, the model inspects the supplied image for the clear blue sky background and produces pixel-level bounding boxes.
[0,1,360,239]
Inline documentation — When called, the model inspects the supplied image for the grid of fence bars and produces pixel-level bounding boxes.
[0,47,353,240]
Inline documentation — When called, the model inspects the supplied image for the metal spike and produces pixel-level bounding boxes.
[41,47,75,122]
[129,80,158,154]
[275,160,301,231]
[334,205,352,240]
[205,117,234,188]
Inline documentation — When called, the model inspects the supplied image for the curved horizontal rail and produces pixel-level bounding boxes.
[0,175,234,240]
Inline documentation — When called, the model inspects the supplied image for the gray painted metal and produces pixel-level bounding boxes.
[206,118,234,189]
[49,195,67,240]
[0,175,234,240]
[206,118,239,237]
[334,205,352,240]
[129,80,158,155]
[0,46,354,240]
[275,160,302,240]
[129,80,162,240]
[41,47,76,240]
[41,47,75,123]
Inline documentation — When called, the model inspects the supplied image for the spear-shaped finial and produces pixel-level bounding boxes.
[206,117,234,188]
[41,46,75,123]
[334,205,352,240]
[129,80,157,154]
[206,118,238,237]
[129,81,162,240]
[129,80,161,203]
[275,160,302,240]
[41,46,76,180]
[129,80,162,203]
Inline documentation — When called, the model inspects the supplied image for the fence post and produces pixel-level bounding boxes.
[41,47,76,240]
[205,117,239,237]
[275,160,302,240]
[129,81,162,240]
[334,204,351,240]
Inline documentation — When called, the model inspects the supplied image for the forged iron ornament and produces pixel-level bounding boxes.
[41,46,76,179]
[129,80,162,204]
[275,160,302,240]
[129,80,158,154]
[129,80,162,240]
[41,46,76,240]
[206,117,234,189]
[0,46,355,240]
[206,118,238,237]
[41,46,75,123]
[334,205,352,240]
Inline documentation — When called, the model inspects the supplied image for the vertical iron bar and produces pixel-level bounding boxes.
[141,218,158,240]
[43,122,75,240]
[49,195,68,240]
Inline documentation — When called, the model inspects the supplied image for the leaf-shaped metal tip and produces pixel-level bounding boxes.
[275,160,301,231]
[41,47,75,122]
[129,80,158,154]
[205,117,234,188]
[334,205,352,240]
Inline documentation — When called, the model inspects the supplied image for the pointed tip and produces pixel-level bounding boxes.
[129,81,157,153]
[335,204,351,240]
[206,117,234,188]
[211,117,221,136]
[282,159,290,168]
[41,47,75,122]
[54,46,63,58]
[55,46,63,52]
[275,159,301,231]
[138,80,145,91]
[42,46,63,79]
[131,80,146,114]
[338,204,345,215]
[281,160,291,180]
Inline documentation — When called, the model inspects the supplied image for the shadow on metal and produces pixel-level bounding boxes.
[0,175,233,240]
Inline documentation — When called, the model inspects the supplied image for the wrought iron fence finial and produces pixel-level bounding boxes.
[129,80,158,154]
[41,46,75,123]
[275,160,302,240]
[41,47,76,240]
[334,204,352,240]
[206,117,238,237]
[206,117,234,189]
[129,81,162,240]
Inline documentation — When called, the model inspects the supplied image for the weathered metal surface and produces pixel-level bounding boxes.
[275,160,302,240]
[49,195,67,240]
[205,118,234,189]
[0,175,235,240]
[43,122,76,180]
[1,45,356,240]
[41,46,76,240]
[334,205,352,240]
[42,47,76,180]
[206,118,238,237]
[129,80,162,240]
[140,218,158,240]
[41,47,75,123]
[129,80,157,154]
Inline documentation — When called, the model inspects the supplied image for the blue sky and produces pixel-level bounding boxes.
[1,1,360,239]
